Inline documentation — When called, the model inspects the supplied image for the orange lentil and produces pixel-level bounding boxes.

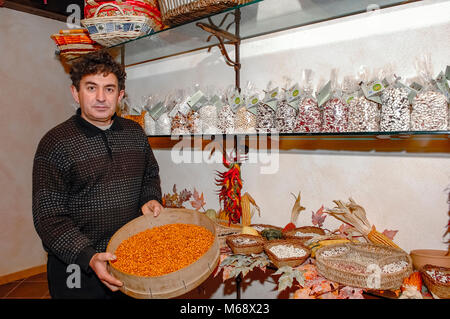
[111,223,214,277]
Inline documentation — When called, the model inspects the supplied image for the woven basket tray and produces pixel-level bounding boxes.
[85,0,164,29]
[157,0,253,27]
[420,264,450,299]
[82,3,160,47]
[264,239,311,269]
[215,219,242,250]
[284,226,326,242]
[315,242,412,290]
[226,234,264,255]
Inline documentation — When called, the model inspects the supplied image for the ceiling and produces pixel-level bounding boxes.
[1,0,85,22]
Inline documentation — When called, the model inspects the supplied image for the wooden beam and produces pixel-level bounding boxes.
[3,1,68,22]
[148,133,450,154]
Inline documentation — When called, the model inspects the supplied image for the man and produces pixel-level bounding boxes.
[32,51,163,299]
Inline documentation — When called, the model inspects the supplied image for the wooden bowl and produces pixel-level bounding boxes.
[410,249,450,270]
[106,208,219,299]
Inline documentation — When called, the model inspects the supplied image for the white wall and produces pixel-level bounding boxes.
[0,8,74,276]
[125,0,450,298]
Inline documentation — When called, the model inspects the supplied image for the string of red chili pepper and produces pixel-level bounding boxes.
[215,152,243,225]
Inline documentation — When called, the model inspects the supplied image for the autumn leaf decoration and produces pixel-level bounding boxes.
[311,205,327,228]
[190,188,206,212]
[162,184,192,208]
[382,229,398,241]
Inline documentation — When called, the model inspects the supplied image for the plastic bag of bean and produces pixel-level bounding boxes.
[345,69,380,132]
[217,86,236,134]
[199,86,220,134]
[171,111,189,135]
[275,77,298,133]
[140,95,156,135]
[156,112,171,135]
[234,82,257,134]
[294,69,322,133]
[319,69,349,133]
[410,55,448,131]
[257,81,278,133]
[217,104,235,134]
[169,90,190,135]
[153,94,174,135]
[186,84,210,134]
[377,69,410,132]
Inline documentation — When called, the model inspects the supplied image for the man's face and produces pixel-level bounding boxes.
[71,72,124,126]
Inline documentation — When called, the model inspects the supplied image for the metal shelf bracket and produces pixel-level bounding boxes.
[196,9,242,91]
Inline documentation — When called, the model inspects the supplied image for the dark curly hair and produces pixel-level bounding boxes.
[70,50,126,91]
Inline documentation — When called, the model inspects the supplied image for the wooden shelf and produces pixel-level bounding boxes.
[148,132,450,154]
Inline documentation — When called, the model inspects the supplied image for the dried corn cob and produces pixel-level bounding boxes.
[241,192,260,226]
[368,226,400,249]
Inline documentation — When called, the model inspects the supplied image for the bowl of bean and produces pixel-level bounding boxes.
[106,208,220,299]
[263,239,311,268]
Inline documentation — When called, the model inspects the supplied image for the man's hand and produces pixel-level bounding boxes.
[141,200,163,217]
[89,252,123,291]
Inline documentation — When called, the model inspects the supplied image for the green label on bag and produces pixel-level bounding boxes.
[264,87,279,103]
[187,90,207,111]
[228,93,243,112]
[149,101,165,121]
[246,95,260,109]
[446,65,450,81]
[317,81,332,107]
[343,93,356,105]
[436,71,450,102]
[361,80,385,98]
[286,83,301,103]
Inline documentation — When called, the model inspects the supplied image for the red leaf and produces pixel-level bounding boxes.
[382,229,398,240]
[311,205,327,228]
[190,188,206,211]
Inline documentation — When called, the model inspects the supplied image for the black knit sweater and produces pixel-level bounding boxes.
[32,109,162,273]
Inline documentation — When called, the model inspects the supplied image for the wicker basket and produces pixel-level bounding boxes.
[51,29,102,60]
[420,264,450,299]
[226,234,264,255]
[84,0,164,30]
[284,226,326,242]
[81,3,160,47]
[315,242,412,290]
[214,219,242,250]
[264,239,311,269]
[157,0,254,27]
